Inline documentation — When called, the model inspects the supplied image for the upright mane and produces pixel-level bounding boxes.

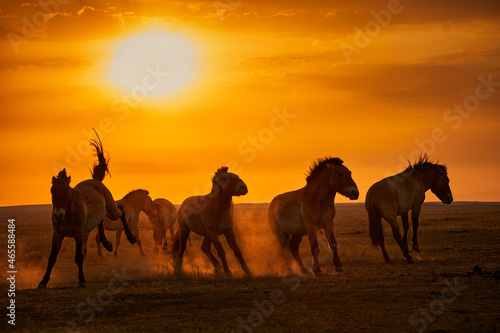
[405,154,447,174]
[212,166,229,182]
[54,169,70,183]
[123,189,149,199]
[90,129,110,182]
[306,157,344,183]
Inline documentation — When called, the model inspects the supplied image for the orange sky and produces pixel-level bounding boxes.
[1,0,499,206]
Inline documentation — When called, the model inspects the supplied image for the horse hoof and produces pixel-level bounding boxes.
[127,234,137,244]
[314,270,325,276]
[79,281,87,288]
[384,258,391,263]
[413,245,420,252]
[104,242,113,252]
[37,282,47,289]
[407,257,415,264]
[335,267,344,273]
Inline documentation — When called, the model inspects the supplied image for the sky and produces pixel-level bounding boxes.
[0,0,499,206]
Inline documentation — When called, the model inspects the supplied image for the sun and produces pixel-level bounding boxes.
[108,31,197,98]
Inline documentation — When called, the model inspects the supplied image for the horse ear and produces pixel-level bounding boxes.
[68,175,71,183]
[52,176,57,184]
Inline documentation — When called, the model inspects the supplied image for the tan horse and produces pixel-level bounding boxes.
[268,157,359,275]
[148,198,177,254]
[172,167,251,276]
[38,134,136,288]
[366,155,453,263]
[89,189,156,257]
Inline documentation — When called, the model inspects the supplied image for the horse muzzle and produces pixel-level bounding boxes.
[346,186,359,200]
[53,208,66,222]
[442,194,453,204]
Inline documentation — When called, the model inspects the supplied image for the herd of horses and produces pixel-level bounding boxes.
[37,134,453,288]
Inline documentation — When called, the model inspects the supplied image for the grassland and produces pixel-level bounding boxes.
[0,202,499,332]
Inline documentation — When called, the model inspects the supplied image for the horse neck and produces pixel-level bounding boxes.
[304,172,336,203]
[208,184,233,212]
[411,167,439,191]
[120,193,146,215]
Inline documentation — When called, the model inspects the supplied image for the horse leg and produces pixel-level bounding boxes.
[95,230,103,257]
[411,207,421,252]
[118,205,136,244]
[307,228,322,275]
[38,232,64,289]
[75,235,86,287]
[174,221,191,273]
[201,237,223,274]
[324,226,344,273]
[401,213,410,251]
[387,217,413,263]
[98,220,113,253]
[224,230,251,277]
[207,231,230,275]
[290,235,308,274]
[83,233,89,258]
[114,229,123,257]
[135,230,145,257]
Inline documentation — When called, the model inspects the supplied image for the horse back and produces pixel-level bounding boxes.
[74,180,121,234]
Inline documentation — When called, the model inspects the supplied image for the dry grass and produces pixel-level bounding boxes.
[0,202,499,332]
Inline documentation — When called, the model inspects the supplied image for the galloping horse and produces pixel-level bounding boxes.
[366,155,453,263]
[172,167,251,276]
[148,198,177,253]
[38,134,136,288]
[89,189,156,257]
[268,157,359,275]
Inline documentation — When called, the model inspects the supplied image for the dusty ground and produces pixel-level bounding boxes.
[0,202,499,332]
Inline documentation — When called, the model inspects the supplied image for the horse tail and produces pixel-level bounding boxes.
[90,128,110,182]
[368,204,384,248]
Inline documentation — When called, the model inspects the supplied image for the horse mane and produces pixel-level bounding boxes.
[306,156,344,183]
[405,154,448,174]
[55,169,70,183]
[89,128,110,182]
[212,166,229,182]
[123,189,149,199]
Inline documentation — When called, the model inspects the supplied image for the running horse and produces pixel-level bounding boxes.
[172,167,251,276]
[89,189,157,257]
[268,157,359,275]
[148,198,177,253]
[38,133,136,288]
[366,154,453,263]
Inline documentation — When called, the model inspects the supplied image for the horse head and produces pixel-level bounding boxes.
[143,194,157,216]
[51,169,72,222]
[212,166,248,197]
[431,167,453,204]
[327,162,359,200]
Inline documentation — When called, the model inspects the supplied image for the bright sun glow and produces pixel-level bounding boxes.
[108,31,196,98]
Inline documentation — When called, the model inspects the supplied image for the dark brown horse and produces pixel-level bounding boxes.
[172,167,251,276]
[268,157,359,275]
[38,134,136,288]
[366,155,453,263]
